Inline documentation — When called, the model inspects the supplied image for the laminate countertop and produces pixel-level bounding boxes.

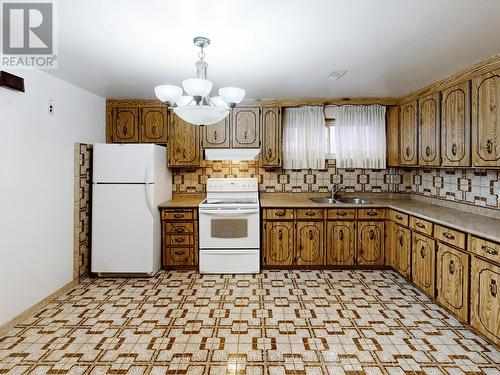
[260,193,500,243]
[158,194,205,208]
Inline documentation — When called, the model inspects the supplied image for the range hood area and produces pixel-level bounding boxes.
[204,148,260,161]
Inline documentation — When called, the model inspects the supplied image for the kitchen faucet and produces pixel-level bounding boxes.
[331,184,345,200]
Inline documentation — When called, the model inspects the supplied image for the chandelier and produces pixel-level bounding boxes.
[154,37,245,126]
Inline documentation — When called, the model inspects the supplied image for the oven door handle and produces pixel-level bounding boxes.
[200,209,259,217]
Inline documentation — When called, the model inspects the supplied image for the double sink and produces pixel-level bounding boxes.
[309,197,371,204]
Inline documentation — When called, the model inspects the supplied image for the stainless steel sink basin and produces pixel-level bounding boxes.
[310,197,338,204]
[309,197,371,204]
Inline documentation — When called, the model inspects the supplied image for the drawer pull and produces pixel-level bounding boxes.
[305,211,316,216]
[416,222,425,229]
[337,211,347,216]
[490,279,497,297]
[366,211,378,216]
[338,230,344,241]
[482,245,498,256]
[174,213,184,219]
[369,230,375,240]
[174,251,184,256]
[173,227,185,233]
[443,232,455,240]
[174,238,186,243]
[448,259,455,275]
[399,235,404,247]
[420,247,425,258]
[275,211,286,217]
[395,214,403,220]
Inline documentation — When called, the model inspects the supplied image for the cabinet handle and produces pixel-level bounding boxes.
[123,126,128,136]
[399,235,404,247]
[275,211,286,217]
[309,230,313,240]
[416,222,425,229]
[174,238,185,243]
[305,211,316,216]
[405,147,410,157]
[486,139,493,154]
[278,229,283,240]
[174,213,184,219]
[482,245,498,256]
[451,143,457,156]
[443,232,455,240]
[174,251,184,256]
[339,230,344,241]
[337,211,347,216]
[173,227,185,233]
[214,130,217,141]
[369,230,375,240]
[152,125,157,135]
[395,214,403,220]
[425,146,431,157]
[244,130,248,140]
[448,259,455,274]
[420,246,425,258]
[268,148,273,157]
[367,211,378,216]
[490,280,497,297]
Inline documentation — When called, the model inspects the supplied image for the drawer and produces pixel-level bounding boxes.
[162,210,194,221]
[167,234,194,246]
[434,225,465,249]
[469,236,500,265]
[296,208,325,220]
[358,208,385,220]
[266,208,294,220]
[410,216,433,236]
[327,208,357,220]
[164,247,194,266]
[389,210,409,226]
[164,222,194,234]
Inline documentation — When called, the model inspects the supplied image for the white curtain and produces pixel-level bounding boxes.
[330,105,386,169]
[283,106,327,169]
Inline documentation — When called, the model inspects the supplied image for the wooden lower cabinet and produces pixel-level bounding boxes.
[470,257,500,346]
[392,223,412,279]
[161,208,198,269]
[326,221,356,265]
[357,221,384,265]
[436,243,469,321]
[263,221,294,266]
[296,221,324,265]
[412,232,436,297]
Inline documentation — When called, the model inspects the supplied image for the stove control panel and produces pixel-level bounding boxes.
[206,178,259,192]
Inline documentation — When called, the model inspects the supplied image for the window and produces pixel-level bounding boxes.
[325,118,336,159]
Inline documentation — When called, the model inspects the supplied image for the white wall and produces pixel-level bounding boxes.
[0,69,104,326]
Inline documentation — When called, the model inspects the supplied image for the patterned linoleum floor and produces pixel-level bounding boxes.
[0,270,499,374]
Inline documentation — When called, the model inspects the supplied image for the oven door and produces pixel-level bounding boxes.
[199,207,260,249]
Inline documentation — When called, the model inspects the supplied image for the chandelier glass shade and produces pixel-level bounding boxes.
[154,37,245,126]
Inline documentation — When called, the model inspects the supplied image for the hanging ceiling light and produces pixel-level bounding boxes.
[154,37,245,126]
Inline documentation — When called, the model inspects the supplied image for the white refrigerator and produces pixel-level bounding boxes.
[91,144,172,276]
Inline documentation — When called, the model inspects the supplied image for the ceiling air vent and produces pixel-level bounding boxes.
[327,70,347,81]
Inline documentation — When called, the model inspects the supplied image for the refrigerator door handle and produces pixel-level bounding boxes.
[145,184,155,218]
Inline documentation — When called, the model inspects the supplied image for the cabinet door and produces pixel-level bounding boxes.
[164,247,195,267]
[168,112,201,167]
[260,107,282,167]
[412,232,436,297]
[386,106,400,167]
[441,82,471,167]
[400,100,418,165]
[112,107,139,143]
[357,221,384,265]
[202,117,230,148]
[436,244,469,321]
[470,257,500,346]
[263,221,294,266]
[418,93,440,166]
[394,224,412,279]
[326,221,355,265]
[296,222,324,266]
[232,107,261,148]
[141,107,168,143]
[472,69,500,167]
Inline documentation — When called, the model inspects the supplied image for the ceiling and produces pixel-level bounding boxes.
[48,0,500,99]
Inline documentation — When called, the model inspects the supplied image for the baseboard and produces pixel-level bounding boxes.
[0,278,78,337]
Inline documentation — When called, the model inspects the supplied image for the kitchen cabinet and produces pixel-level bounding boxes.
[202,117,231,148]
[326,221,356,265]
[436,243,469,321]
[418,92,440,166]
[140,107,168,144]
[161,208,198,269]
[412,232,436,297]
[470,256,500,346]
[168,112,201,167]
[392,223,412,279]
[111,107,140,143]
[260,107,282,167]
[263,221,295,266]
[231,107,261,148]
[400,100,418,166]
[296,221,324,266]
[441,82,471,167]
[386,106,400,166]
[357,221,385,265]
[472,69,500,167]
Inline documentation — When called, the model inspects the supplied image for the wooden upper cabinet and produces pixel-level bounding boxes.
[296,222,324,266]
[400,100,418,165]
[418,92,440,166]
[357,221,384,265]
[263,221,294,266]
[202,117,230,148]
[326,221,355,266]
[412,232,436,298]
[232,107,261,148]
[140,107,168,144]
[441,82,471,167]
[112,107,139,143]
[386,106,400,167]
[472,69,500,167]
[168,112,201,167]
[260,107,282,168]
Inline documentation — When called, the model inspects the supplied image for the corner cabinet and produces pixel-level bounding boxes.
[472,69,500,167]
[231,107,261,148]
[168,112,201,168]
[260,107,282,167]
[418,92,440,166]
[399,100,418,165]
[202,117,230,148]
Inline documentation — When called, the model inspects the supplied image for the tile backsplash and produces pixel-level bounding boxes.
[173,160,500,210]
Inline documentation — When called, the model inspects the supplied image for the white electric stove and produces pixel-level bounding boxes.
[198,178,260,274]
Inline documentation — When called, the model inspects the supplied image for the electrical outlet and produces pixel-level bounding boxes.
[48,100,54,114]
